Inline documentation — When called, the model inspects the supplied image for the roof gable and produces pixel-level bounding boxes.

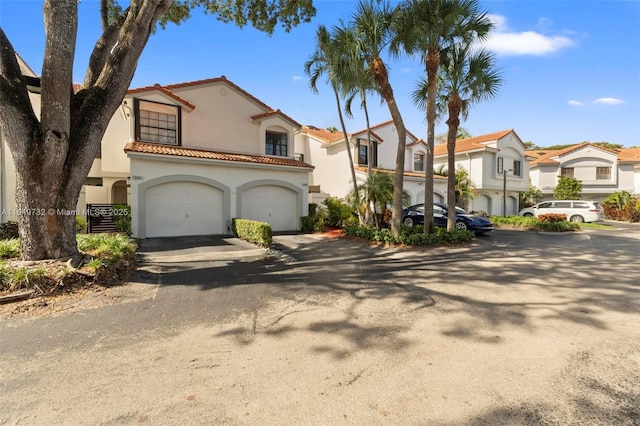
[433,129,516,157]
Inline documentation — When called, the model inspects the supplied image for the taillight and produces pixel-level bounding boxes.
[589,209,599,212]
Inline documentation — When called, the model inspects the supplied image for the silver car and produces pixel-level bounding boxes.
[519,200,605,223]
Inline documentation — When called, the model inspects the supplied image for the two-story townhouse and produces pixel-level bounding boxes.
[1,57,313,236]
[295,120,447,206]
[123,77,313,238]
[432,129,531,216]
[527,143,640,201]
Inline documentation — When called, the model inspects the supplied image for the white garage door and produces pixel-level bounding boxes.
[473,194,490,213]
[146,181,224,238]
[240,185,297,232]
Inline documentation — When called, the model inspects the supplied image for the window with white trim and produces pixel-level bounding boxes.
[266,131,288,156]
[561,167,574,178]
[596,167,611,180]
[497,157,504,174]
[513,160,522,177]
[135,99,180,145]
[414,153,425,171]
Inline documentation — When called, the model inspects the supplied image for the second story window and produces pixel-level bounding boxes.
[596,166,611,180]
[561,167,574,178]
[266,131,288,156]
[414,153,425,171]
[356,139,377,167]
[513,160,522,177]
[497,157,504,174]
[135,99,180,145]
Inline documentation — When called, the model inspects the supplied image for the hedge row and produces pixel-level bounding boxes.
[232,218,272,247]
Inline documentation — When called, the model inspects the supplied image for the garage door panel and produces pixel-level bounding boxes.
[241,186,297,232]
[146,181,224,238]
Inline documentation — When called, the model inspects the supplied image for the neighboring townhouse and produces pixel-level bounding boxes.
[527,143,640,202]
[295,120,447,206]
[432,129,531,216]
[1,56,313,236]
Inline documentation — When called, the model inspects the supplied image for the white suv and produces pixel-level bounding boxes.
[518,200,605,223]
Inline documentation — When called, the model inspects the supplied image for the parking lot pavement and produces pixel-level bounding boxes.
[1,227,639,424]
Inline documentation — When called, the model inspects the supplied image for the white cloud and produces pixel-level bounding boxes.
[592,97,624,106]
[567,100,584,107]
[291,75,304,81]
[484,14,576,56]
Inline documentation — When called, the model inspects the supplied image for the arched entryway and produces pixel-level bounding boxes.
[112,180,128,205]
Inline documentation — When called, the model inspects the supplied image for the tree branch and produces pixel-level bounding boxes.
[0,28,40,165]
[100,0,109,30]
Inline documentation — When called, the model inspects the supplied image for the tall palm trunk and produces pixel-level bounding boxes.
[363,93,374,224]
[445,91,462,231]
[424,48,439,234]
[372,57,406,237]
[333,85,363,224]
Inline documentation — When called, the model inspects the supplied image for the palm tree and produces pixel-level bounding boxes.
[439,44,502,230]
[454,166,477,210]
[349,170,411,228]
[396,0,493,233]
[351,0,408,237]
[305,26,363,223]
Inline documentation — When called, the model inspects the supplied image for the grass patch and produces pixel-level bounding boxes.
[1,233,137,296]
[0,238,20,259]
[578,222,613,230]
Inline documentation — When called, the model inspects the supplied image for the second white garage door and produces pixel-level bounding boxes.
[146,181,225,238]
[240,185,297,232]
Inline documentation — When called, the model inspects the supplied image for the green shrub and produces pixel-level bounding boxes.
[534,221,579,232]
[0,222,19,239]
[75,216,87,233]
[602,191,640,222]
[232,218,272,247]
[0,238,21,259]
[490,215,578,232]
[342,224,474,246]
[490,215,538,228]
[113,204,132,235]
[322,196,353,227]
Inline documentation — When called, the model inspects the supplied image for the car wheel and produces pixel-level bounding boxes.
[455,221,468,230]
[403,217,415,227]
[523,212,534,217]
[570,215,584,223]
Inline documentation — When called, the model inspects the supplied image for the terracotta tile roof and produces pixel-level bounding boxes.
[301,126,345,143]
[528,142,622,166]
[355,166,447,180]
[251,109,301,128]
[301,125,385,145]
[353,119,421,142]
[617,147,640,163]
[124,142,314,169]
[433,129,514,156]
[127,83,196,110]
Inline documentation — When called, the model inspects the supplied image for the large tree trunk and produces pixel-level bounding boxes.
[424,48,440,234]
[0,0,173,261]
[372,57,406,237]
[445,93,462,232]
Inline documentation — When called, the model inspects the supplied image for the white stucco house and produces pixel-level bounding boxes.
[1,56,312,237]
[295,120,447,206]
[527,143,640,202]
[432,129,531,216]
[123,77,313,238]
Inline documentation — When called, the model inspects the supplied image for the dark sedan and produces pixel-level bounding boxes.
[402,203,494,234]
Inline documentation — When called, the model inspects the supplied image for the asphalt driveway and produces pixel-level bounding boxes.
[1,227,639,425]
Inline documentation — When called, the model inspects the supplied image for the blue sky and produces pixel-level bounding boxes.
[1,0,639,147]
